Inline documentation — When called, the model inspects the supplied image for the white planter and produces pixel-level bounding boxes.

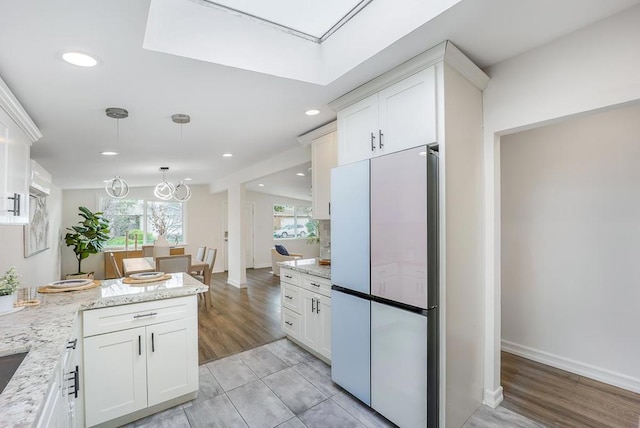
[153,235,170,258]
[0,293,16,313]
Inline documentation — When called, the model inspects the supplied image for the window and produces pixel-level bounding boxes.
[273,204,315,239]
[100,198,184,247]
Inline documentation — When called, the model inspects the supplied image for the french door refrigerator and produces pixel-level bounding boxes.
[331,145,438,428]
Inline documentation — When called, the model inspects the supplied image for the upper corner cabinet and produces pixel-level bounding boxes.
[336,67,437,165]
[0,109,30,225]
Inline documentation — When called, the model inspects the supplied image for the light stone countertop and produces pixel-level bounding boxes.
[0,273,207,428]
[279,258,331,280]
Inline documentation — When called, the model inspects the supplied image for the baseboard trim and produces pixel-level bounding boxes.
[482,386,503,408]
[253,262,271,269]
[502,340,640,394]
[226,278,247,288]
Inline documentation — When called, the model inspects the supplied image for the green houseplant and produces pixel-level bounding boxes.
[0,266,20,313]
[65,206,110,276]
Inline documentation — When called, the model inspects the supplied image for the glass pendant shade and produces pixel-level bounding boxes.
[173,181,192,202]
[154,180,175,200]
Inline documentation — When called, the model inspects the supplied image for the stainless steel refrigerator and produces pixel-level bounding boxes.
[331,145,438,428]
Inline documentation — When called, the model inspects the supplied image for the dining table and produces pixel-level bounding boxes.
[122,257,211,286]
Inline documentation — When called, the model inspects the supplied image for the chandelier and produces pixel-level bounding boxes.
[104,107,130,199]
[153,114,192,202]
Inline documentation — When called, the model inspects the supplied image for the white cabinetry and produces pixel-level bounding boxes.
[37,316,84,428]
[311,130,337,219]
[0,106,30,224]
[337,67,436,165]
[83,296,198,427]
[280,267,332,361]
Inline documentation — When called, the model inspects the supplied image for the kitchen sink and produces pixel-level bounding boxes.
[0,352,28,394]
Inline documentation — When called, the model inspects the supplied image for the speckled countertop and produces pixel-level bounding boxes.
[279,258,331,280]
[0,273,207,428]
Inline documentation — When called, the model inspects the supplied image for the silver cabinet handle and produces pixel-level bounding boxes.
[316,298,321,314]
[370,132,376,151]
[285,321,293,326]
[285,274,293,279]
[379,130,384,148]
[285,295,293,299]
[134,312,157,319]
[151,332,155,352]
[138,335,142,356]
[7,193,20,216]
[66,339,78,349]
[310,282,321,288]
[311,298,316,313]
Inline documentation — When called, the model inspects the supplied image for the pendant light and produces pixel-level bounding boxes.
[154,167,175,200]
[104,107,130,199]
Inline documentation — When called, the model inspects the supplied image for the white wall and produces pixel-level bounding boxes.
[0,184,62,286]
[501,103,640,392]
[246,190,320,269]
[482,4,640,403]
[60,185,318,279]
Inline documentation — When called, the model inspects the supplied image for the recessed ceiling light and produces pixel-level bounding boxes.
[296,172,305,176]
[305,109,320,116]
[62,52,98,67]
[258,183,265,187]
[184,177,193,181]
[222,153,233,157]
[100,151,118,156]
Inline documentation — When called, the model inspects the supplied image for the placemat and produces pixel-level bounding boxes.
[38,280,102,294]
[122,274,172,285]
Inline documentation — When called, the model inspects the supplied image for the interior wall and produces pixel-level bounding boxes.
[482,3,640,403]
[246,190,320,269]
[0,183,62,286]
[501,103,640,392]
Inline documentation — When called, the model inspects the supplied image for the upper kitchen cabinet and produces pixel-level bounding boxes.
[335,67,436,165]
[0,75,43,224]
[298,121,338,220]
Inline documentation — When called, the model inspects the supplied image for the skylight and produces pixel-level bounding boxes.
[202,0,371,42]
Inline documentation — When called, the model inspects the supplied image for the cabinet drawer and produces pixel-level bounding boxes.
[282,308,302,341]
[302,274,331,298]
[280,268,301,286]
[281,283,301,313]
[83,295,196,337]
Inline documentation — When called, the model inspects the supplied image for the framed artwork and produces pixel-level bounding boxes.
[24,194,49,257]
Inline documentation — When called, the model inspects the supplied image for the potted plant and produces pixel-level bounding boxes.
[0,266,20,313]
[64,206,110,278]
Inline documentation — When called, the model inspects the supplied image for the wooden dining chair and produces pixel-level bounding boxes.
[108,252,123,278]
[142,245,154,257]
[155,254,191,273]
[193,248,217,285]
[191,245,207,275]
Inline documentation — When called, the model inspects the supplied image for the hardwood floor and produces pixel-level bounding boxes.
[197,267,285,364]
[502,351,640,427]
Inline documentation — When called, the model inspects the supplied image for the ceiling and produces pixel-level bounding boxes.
[0,0,638,195]
[245,161,312,201]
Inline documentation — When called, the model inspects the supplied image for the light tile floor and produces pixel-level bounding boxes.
[124,339,542,428]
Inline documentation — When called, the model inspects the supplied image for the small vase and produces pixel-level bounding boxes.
[0,293,16,313]
[153,234,170,258]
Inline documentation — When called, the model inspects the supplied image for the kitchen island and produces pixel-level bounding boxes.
[279,259,332,362]
[0,273,206,428]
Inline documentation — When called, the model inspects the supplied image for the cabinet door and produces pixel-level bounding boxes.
[147,317,199,407]
[337,94,378,165]
[36,364,64,428]
[316,294,332,361]
[378,67,437,156]
[311,131,337,220]
[300,290,318,350]
[84,327,147,427]
[0,112,30,224]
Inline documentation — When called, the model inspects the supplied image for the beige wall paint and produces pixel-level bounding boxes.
[501,102,640,391]
[0,184,62,286]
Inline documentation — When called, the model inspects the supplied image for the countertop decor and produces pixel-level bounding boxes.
[279,258,331,279]
[0,273,207,428]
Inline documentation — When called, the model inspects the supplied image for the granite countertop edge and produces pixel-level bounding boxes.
[279,258,331,280]
[0,273,207,428]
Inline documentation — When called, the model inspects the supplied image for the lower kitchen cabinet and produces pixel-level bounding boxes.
[83,296,198,427]
[37,315,84,428]
[280,267,332,361]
